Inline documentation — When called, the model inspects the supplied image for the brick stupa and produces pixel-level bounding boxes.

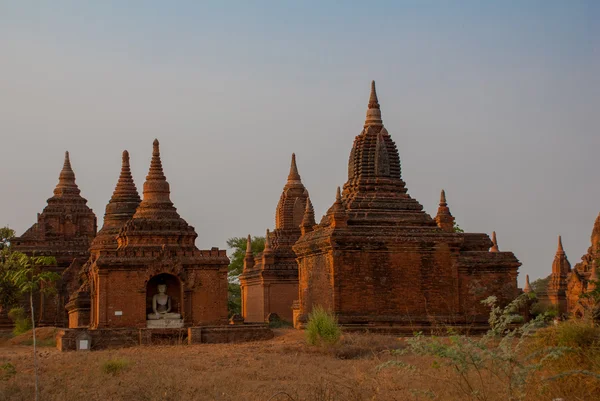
[12,152,97,327]
[292,81,521,330]
[66,150,141,328]
[240,154,311,323]
[538,214,600,317]
[88,140,229,329]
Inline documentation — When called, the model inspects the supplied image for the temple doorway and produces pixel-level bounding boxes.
[146,273,182,317]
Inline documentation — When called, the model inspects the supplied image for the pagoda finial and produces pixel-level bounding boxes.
[368,80,380,109]
[490,231,499,252]
[301,196,316,235]
[264,229,272,253]
[245,234,252,255]
[336,186,342,202]
[53,150,80,197]
[288,153,301,182]
[143,139,169,194]
[557,235,565,254]
[364,80,383,127]
[435,189,454,232]
[523,274,532,293]
[243,234,255,271]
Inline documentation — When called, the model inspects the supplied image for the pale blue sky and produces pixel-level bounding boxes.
[1,1,598,285]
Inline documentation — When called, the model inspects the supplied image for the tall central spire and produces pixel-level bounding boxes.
[364,80,383,127]
[133,139,180,220]
[287,153,301,182]
[53,151,82,198]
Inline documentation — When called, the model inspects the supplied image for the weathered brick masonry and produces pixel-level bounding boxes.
[292,81,521,329]
[86,140,229,329]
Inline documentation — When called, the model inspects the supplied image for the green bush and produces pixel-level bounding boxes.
[0,362,16,381]
[306,306,341,346]
[101,359,130,375]
[8,307,31,336]
[269,319,293,329]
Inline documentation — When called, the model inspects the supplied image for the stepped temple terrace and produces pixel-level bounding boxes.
[4,81,599,351]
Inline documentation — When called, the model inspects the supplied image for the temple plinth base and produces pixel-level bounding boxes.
[146,319,184,328]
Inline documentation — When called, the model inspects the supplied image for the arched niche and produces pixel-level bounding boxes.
[146,273,182,316]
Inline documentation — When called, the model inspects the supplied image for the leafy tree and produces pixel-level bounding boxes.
[0,226,15,250]
[8,252,58,401]
[453,222,464,233]
[0,226,19,309]
[226,236,266,280]
[531,275,551,293]
[226,236,265,316]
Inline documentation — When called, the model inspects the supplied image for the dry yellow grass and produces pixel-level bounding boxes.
[0,328,595,401]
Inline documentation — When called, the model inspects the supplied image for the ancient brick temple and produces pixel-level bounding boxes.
[87,140,229,329]
[292,81,521,329]
[11,152,97,326]
[240,154,312,323]
[66,150,141,328]
[539,214,600,317]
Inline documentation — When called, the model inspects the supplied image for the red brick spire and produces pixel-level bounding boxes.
[557,235,565,255]
[523,274,532,293]
[548,235,571,304]
[275,154,308,231]
[364,80,383,127]
[92,151,141,251]
[490,231,499,252]
[591,213,600,254]
[53,151,81,198]
[243,234,255,271]
[435,189,455,232]
[342,81,435,227]
[301,197,316,235]
[264,229,272,253]
[133,139,180,220]
[288,153,301,182]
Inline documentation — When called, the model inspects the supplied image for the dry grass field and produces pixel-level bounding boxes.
[1,327,599,401]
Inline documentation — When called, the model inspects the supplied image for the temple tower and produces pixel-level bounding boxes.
[66,151,141,327]
[293,81,521,330]
[240,154,310,323]
[88,140,229,329]
[547,236,571,314]
[12,151,97,326]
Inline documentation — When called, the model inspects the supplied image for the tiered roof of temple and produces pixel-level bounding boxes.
[13,152,97,263]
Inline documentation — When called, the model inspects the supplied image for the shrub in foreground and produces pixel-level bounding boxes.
[306,306,341,346]
[8,307,31,336]
[379,294,574,401]
[101,359,130,375]
[528,319,600,399]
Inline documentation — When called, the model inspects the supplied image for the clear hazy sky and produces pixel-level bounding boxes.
[1,1,598,285]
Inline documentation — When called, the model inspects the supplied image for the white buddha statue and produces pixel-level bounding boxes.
[147,283,181,320]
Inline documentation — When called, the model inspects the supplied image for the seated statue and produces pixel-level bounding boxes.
[147,283,181,320]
